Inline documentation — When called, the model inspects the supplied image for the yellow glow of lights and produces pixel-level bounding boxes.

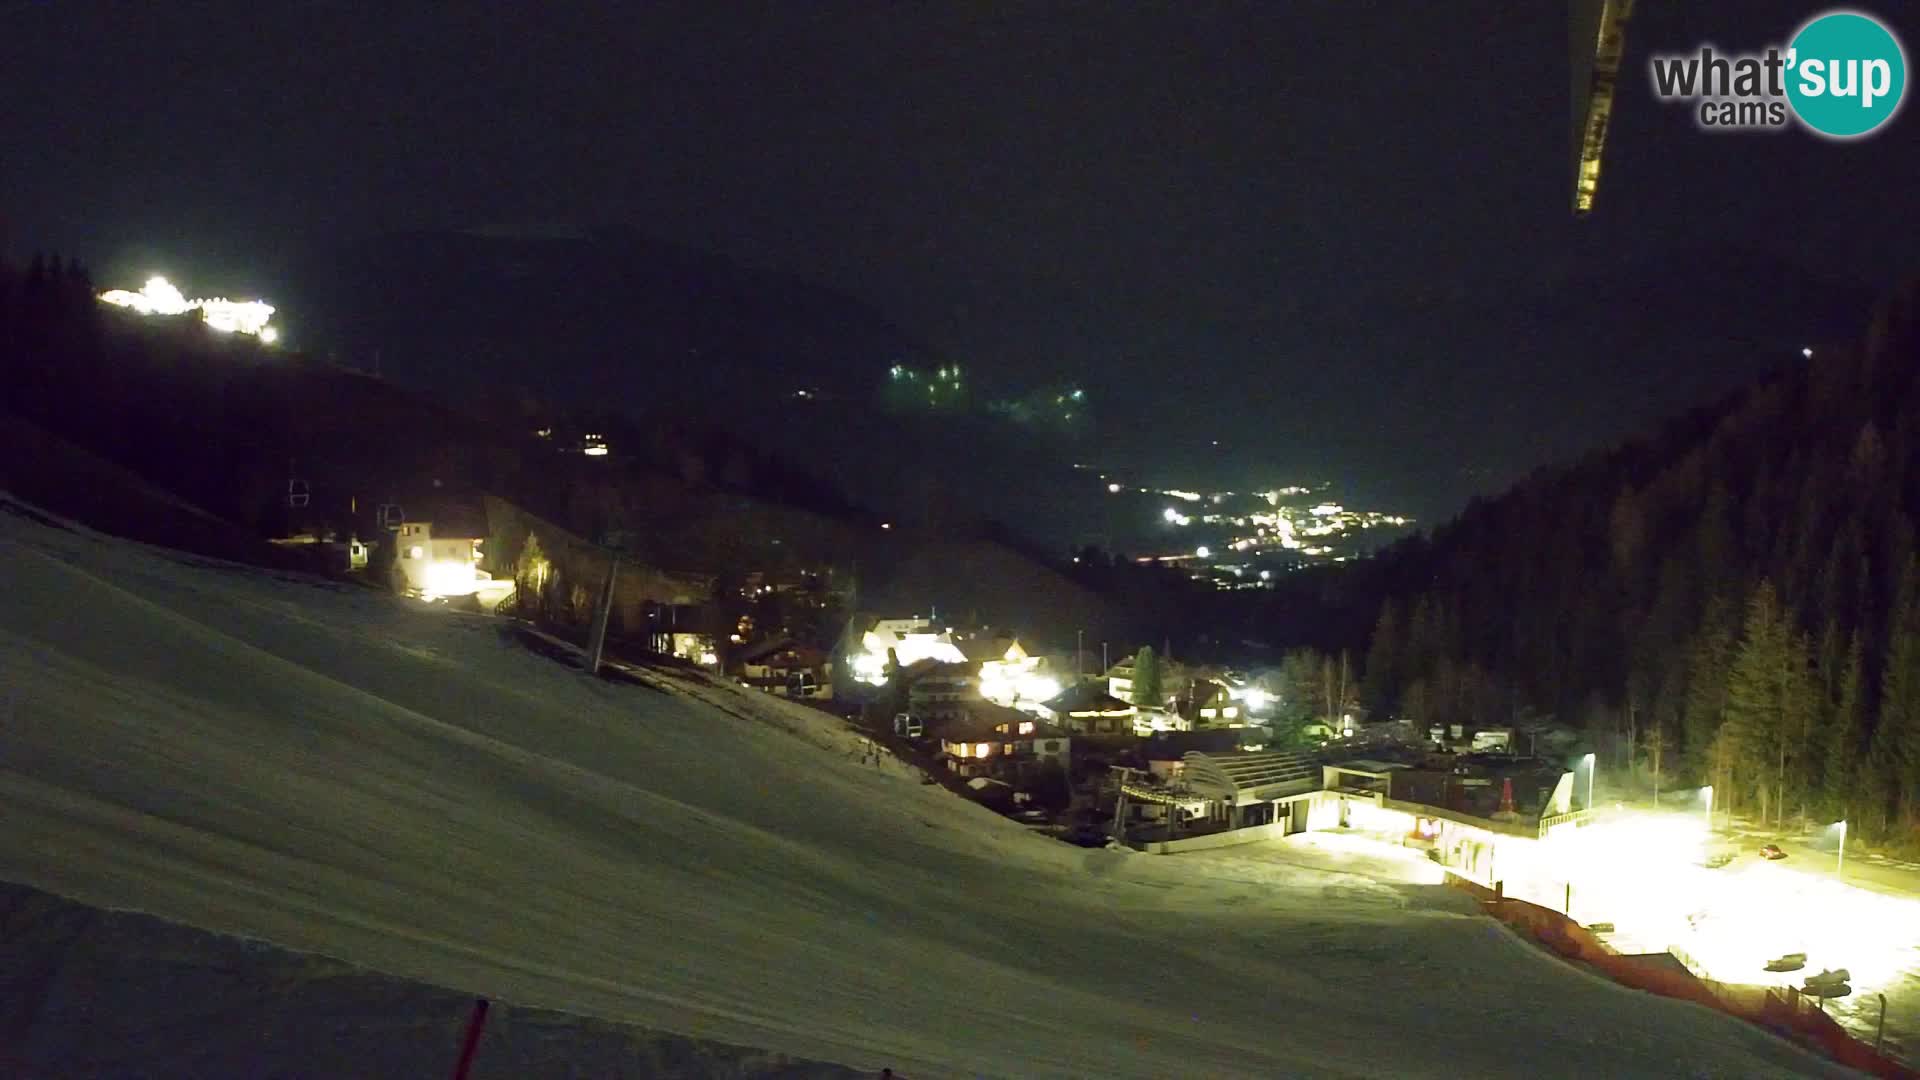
[99,276,279,339]
[421,559,483,599]
[1573,0,1634,214]
[852,652,888,684]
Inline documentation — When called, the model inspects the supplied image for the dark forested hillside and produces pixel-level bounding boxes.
[1354,280,1920,844]
[0,249,1171,650]
[288,225,940,409]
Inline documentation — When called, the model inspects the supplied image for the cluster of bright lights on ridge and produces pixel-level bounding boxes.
[99,276,279,343]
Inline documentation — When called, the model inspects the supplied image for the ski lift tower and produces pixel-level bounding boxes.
[1571,0,1637,215]
[585,529,639,676]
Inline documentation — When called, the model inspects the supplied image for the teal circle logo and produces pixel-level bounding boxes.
[1786,11,1907,138]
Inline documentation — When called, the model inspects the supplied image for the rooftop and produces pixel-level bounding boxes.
[936,702,1069,743]
[1182,750,1322,804]
[1042,682,1137,715]
[1141,729,1255,760]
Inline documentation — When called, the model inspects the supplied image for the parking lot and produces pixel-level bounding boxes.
[1496,806,1920,1064]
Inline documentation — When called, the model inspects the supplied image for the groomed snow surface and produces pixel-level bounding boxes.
[0,498,1856,1078]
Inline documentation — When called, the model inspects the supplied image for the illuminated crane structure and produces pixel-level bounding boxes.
[1571,0,1637,215]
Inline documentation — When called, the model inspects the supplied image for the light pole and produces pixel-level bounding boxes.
[1583,753,1596,811]
[1837,820,1848,877]
[1702,785,1713,834]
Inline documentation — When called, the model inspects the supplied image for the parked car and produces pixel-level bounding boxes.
[1765,953,1807,973]
[1759,844,1787,860]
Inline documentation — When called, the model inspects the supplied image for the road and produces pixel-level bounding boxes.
[1726,821,1920,898]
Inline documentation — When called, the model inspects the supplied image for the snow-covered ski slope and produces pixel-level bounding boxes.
[0,498,1851,1079]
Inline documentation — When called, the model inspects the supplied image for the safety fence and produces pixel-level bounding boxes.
[1446,874,1915,1079]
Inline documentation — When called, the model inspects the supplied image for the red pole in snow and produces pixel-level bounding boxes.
[451,997,490,1080]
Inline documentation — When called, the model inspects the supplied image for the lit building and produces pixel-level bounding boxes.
[389,503,510,607]
[974,638,1063,707]
[907,661,978,725]
[833,613,968,694]
[1032,681,1137,735]
[737,638,832,698]
[1182,680,1243,728]
[936,703,1072,781]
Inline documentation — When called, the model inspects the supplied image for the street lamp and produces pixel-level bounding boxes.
[1583,753,1596,811]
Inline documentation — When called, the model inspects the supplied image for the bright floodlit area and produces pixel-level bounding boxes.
[0,499,1859,1079]
[1461,797,1920,1061]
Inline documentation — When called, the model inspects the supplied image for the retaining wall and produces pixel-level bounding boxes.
[1139,821,1288,854]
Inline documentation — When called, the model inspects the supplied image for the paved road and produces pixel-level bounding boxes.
[1726,824,1920,898]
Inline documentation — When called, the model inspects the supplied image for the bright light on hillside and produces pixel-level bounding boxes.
[99,276,279,340]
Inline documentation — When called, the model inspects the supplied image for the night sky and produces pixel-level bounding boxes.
[4,2,1916,523]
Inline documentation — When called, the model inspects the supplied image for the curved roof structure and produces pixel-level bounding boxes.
[1181,750,1321,805]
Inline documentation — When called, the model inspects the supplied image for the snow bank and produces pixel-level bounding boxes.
[0,879,854,1078]
[0,497,1853,1078]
